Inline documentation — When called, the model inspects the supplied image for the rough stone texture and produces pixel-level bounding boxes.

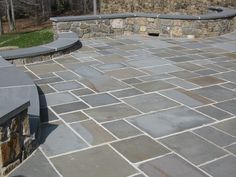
[100,0,236,15]
[0,109,33,176]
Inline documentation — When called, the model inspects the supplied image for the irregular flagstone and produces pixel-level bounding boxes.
[40,121,88,157]
[71,120,116,145]
[201,156,236,177]
[188,76,226,86]
[133,80,176,92]
[84,103,141,123]
[122,93,180,113]
[9,150,59,177]
[160,132,227,165]
[111,135,170,163]
[160,88,213,107]
[105,68,147,79]
[51,145,137,177]
[139,154,209,177]
[192,85,236,102]
[128,106,213,138]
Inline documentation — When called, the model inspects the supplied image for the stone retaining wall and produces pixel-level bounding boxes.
[52,10,236,38]
[100,0,236,14]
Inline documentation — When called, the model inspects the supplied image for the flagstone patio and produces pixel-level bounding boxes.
[9,32,236,177]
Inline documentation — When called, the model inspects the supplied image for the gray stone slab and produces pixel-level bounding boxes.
[102,120,142,139]
[214,99,236,115]
[51,101,89,114]
[50,81,83,91]
[96,63,127,71]
[213,118,236,137]
[122,78,143,85]
[128,106,213,138]
[105,68,147,79]
[0,58,12,68]
[44,38,79,51]
[55,70,81,80]
[54,55,79,64]
[0,86,40,135]
[0,89,29,124]
[71,120,116,145]
[27,63,65,75]
[84,103,141,123]
[194,126,236,147]
[123,93,180,113]
[195,69,218,76]
[34,77,63,85]
[40,121,88,156]
[51,145,137,177]
[167,56,196,62]
[133,80,175,92]
[139,154,209,177]
[126,57,171,68]
[60,111,89,123]
[201,156,236,177]
[95,54,128,64]
[188,76,225,86]
[225,144,236,155]
[40,92,78,107]
[0,46,55,59]
[170,70,200,79]
[160,88,213,107]
[145,64,183,75]
[196,105,233,120]
[71,88,95,96]
[111,135,169,163]
[160,132,227,165]
[110,88,143,98]
[193,85,236,102]
[215,71,236,84]
[0,66,34,87]
[81,93,120,107]
[9,150,59,177]
[165,78,199,89]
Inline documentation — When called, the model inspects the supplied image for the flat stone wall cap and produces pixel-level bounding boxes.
[0,46,55,60]
[51,13,135,22]
[0,87,30,125]
[0,66,34,87]
[159,7,236,20]
[44,38,79,51]
[0,57,12,68]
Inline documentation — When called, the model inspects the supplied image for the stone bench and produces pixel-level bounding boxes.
[51,7,236,38]
[0,31,81,64]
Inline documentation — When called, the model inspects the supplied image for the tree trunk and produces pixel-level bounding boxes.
[0,17,3,36]
[9,0,16,31]
[5,0,14,31]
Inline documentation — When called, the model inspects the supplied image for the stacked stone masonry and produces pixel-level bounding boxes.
[52,12,236,38]
[100,0,236,14]
[0,109,32,176]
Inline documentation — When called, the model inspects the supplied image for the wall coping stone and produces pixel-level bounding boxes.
[50,7,236,22]
[0,31,79,60]
[0,98,30,125]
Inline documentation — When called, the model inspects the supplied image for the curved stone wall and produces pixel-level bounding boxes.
[0,32,81,65]
[51,7,236,38]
